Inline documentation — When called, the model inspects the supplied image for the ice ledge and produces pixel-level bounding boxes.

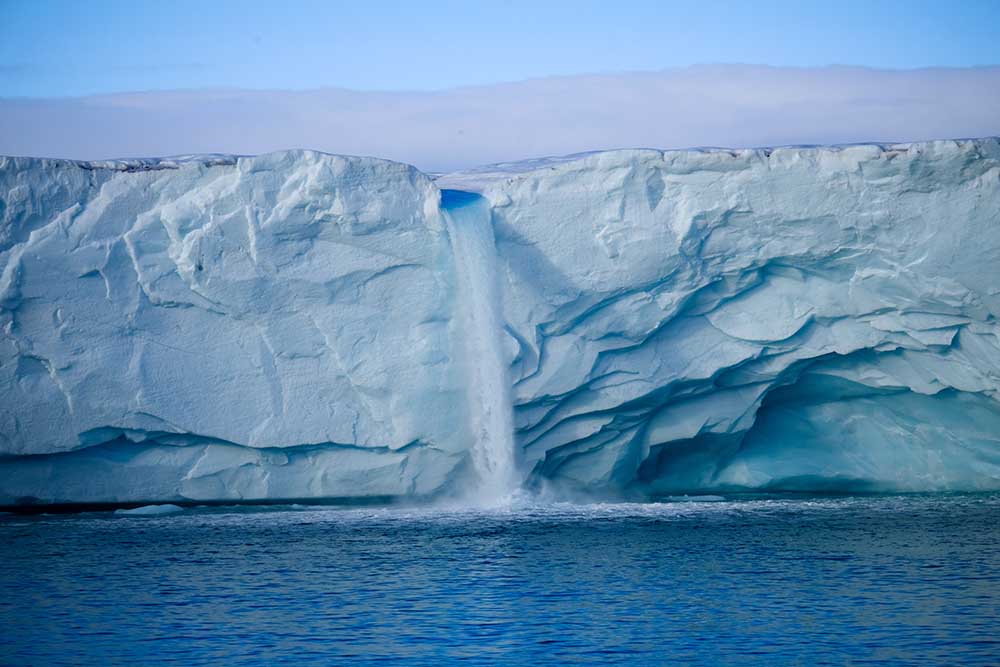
[435,136,1000,192]
[5,136,996,186]
[0,148,433,176]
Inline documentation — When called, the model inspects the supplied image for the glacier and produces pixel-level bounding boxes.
[1,138,999,507]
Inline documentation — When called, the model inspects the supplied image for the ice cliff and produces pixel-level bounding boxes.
[1,139,999,506]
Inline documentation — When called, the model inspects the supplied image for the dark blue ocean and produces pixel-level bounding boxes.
[2,494,998,666]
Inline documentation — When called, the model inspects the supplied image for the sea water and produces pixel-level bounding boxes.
[1,494,998,665]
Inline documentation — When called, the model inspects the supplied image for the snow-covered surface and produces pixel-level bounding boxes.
[1,138,999,505]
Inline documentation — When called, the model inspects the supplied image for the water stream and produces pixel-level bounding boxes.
[441,189,518,503]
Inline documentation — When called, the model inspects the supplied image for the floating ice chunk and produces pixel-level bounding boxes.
[664,495,727,503]
[115,504,185,516]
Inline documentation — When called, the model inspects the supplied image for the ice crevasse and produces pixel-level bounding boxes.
[1,138,999,506]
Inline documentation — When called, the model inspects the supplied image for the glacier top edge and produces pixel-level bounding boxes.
[435,136,1000,192]
[2,136,998,186]
[0,148,433,179]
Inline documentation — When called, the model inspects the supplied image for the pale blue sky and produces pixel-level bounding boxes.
[1,0,999,97]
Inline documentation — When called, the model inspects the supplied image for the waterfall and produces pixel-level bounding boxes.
[441,189,518,503]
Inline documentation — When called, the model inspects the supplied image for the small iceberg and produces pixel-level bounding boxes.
[115,504,185,516]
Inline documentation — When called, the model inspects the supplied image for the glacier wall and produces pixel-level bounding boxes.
[453,140,1000,496]
[2,139,999,505]
[0,152,473,504]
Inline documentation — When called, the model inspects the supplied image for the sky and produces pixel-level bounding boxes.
[2,0,999,97]
[1,1,999,169]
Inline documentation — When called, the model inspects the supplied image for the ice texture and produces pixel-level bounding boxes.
[2,139,999,505]
[0,152,471,504]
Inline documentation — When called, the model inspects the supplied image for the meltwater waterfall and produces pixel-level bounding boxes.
[441,190,518,502]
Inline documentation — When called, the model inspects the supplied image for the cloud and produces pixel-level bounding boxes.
[1,65,998,172]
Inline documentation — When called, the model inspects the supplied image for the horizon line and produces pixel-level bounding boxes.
[4,63,1000,101]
